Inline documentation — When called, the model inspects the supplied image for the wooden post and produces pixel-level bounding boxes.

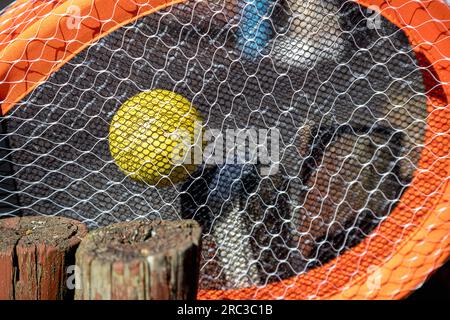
[0,216,87,300]
[75,219,202,300]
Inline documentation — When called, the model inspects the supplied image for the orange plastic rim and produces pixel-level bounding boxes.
[0,0,449,300]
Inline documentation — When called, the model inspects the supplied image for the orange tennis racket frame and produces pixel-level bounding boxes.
[0,0,449,300]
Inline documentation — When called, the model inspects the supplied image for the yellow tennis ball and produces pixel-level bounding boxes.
[109,89,203,187]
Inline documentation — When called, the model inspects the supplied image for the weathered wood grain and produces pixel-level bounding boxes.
[0,216,87,300]
[75,219,201,300]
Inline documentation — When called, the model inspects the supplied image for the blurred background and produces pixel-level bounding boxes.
[408,260,450,300]
[0,0,12,11]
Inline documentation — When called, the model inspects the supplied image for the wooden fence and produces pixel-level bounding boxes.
[0,216,201,300]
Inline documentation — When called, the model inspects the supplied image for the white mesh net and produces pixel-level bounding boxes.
[0,0,444,297]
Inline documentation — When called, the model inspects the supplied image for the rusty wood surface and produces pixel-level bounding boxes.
[0,216,87,300]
